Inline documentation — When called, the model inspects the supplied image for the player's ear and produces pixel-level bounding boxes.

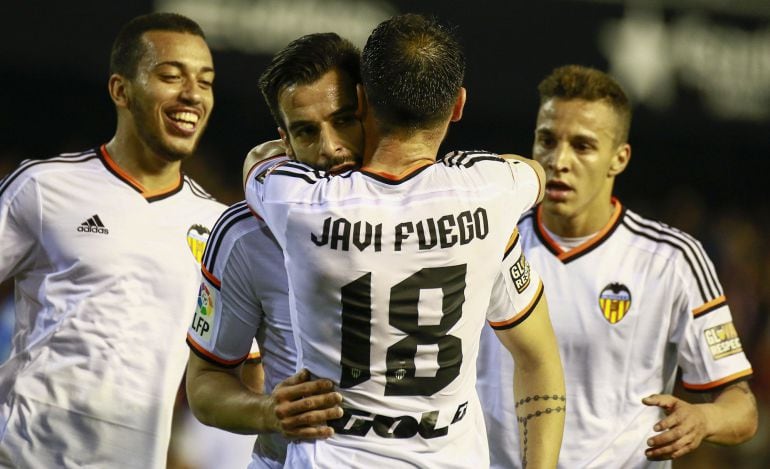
[450,87,466,122]
[108,74,129,108]
[609,143,631,177]
[355,84,368,120]
[277,127,294,158]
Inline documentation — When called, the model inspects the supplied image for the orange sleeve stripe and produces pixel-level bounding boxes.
[187,334,248,367]
[692,295,727,317]
[201,265,221,289]
[682,368,753,391]
[489,280,544,329]
[503,228,520,259]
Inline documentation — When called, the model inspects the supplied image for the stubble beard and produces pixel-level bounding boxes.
[131,99,204,163]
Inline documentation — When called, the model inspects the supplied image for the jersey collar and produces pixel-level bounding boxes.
[360,161,433,184]
[534,197,625,264]
[99,145,184,202]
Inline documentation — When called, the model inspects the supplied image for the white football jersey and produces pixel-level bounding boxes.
[245,151,541,468]
[477,199,753,469]
[187,200,298,465]
[0,146,225,468]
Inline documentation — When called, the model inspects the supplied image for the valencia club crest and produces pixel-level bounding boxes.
[598,283,632,324]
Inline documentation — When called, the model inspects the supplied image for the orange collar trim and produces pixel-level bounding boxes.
[361,161,433,182]
[100,145,183,200]
[536,197,624,263]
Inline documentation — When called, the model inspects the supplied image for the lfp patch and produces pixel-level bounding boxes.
[704,322,743,360]
[191,282,216,342]
[187,224,211,263]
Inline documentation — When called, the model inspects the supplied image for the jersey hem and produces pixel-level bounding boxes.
[681,368,753,392]
[187,335,247,368]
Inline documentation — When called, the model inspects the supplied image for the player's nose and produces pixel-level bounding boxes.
[319,127,347,157]
[547,143,571,171]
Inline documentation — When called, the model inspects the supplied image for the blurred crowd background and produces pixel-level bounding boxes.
[1,0,768,467]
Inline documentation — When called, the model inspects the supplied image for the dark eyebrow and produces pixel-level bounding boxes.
[571,134,599,146]
[155,61,215,74]
[331,104,357,116]
[288,120,316,134]
[288,103,359,133]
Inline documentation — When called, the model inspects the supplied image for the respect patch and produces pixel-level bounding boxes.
[704,322,743,360]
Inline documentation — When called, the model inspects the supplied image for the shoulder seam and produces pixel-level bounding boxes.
[202,202,255,271]
[621,214,722,303]
[0,151,99,198]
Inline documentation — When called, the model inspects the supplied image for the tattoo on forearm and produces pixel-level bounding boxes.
[516,395,566,469]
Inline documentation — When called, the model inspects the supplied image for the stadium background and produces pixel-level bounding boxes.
[1,0,767,467]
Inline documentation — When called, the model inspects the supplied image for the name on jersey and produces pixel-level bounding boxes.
[311,208,489,252]
[328,402,468,439]
[704,322,743,360]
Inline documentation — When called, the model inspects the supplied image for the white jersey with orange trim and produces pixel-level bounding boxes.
[477,199,753,469]
[0,146,225,468]
[244,150,542,468]
[186,200,297,466]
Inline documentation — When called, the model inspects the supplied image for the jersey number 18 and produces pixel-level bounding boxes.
[339,265,466,396]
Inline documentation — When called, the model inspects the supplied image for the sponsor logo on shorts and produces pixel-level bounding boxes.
[187,224,211,263]
[598,283,632,324]
[509,253,531,293]
[704,322,743,360]
[191,282,215,342]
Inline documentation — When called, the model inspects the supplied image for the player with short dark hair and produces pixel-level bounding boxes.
[245,13,565,468]
[185,32,364,468]
[110,12,207,79]
[360,13,465,133]
[0,12,226,468]
[476,64,758,468]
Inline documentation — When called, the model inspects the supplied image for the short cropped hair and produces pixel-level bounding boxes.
[259,33,361,131]
[361,14,465,135]
[110,12,206,79]
[537,65,632,143]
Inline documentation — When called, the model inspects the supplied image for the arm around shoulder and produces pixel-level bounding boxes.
[242,139,287,187]
[500,154,545,204]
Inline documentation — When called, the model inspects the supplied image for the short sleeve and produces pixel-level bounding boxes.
[486,229,545,329]
[505,159,541,216]
[187,224,265,368]
[669,244,753,392]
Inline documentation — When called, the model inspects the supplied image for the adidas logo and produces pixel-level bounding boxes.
[77,214,109,234]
